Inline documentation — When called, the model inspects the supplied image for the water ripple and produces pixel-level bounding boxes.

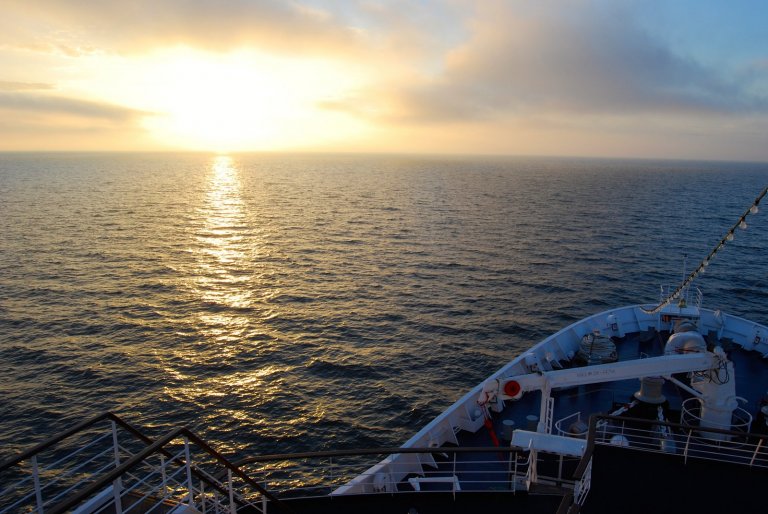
[0,153,766,460]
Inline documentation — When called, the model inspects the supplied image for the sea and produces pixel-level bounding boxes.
[1,152,767,460]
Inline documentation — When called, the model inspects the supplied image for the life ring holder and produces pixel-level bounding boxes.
[503,380,523,400]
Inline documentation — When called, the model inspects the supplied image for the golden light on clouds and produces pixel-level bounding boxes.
[1,0,768,159]
[65,47,371,152]
[136,49,369,152]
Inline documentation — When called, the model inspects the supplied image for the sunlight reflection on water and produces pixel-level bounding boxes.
[1,153,766,461]
[195,155,253,326]
[162,156,278,431]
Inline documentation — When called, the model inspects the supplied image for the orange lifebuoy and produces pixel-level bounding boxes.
[504,380,522,398]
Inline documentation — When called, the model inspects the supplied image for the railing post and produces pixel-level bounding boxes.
[574,456,593,506]
[31,455,44,514]
[450,451,457,500]
[160,456,168,499]
[750,439,764,467]
[228,468,236,514]
[183,437,195,507]
[263,477,269,511]
[513,452,519,494]
[111,421,123,514]
[452,451,457,487]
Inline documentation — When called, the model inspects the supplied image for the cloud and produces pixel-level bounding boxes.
[325,1,768,124]
[1,0,366,56]
[1,0,766,158]
[0,81,55,92]
[0,89,156,151]
[0,91,151,121]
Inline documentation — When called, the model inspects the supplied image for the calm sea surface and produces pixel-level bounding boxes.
[1,153,767,459]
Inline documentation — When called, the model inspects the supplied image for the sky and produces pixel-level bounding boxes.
[1,0,767,160]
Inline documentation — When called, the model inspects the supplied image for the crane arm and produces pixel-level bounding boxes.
[498,352,718,399]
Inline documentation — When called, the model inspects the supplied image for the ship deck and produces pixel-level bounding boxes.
[390,327,768,500]
[5,315,768,514]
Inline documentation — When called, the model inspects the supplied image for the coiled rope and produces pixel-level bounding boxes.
[577,332,617,364]
[641,186,768,315]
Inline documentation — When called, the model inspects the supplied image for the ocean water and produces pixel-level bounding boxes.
[0,153,766,459]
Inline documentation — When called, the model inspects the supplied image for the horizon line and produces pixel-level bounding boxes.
[0,149,767,165]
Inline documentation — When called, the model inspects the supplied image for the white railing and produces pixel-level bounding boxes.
[82,439,264,514]
[658,285,703,311]
[0,414,274,514]
[0,420,141,514]
[7,416,582,513]
[248,453,515,497]
[572,456,592,506]
[238,445,586,500]
[554,412,583,437]
[592,416,768,469]
[679,397,753,438]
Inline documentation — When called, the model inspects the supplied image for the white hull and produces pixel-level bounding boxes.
[336,302,768,495]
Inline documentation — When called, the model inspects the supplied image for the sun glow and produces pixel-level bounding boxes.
[93,48,368,151]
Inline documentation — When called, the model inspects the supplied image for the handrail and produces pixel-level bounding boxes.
[591,413,768,440]
[19,410,766,514]
[560,412,768,514]
[571,415,600,481]
[574,412,768,477]
[237,445,524,466]
[1,412,277,514]
[45,425,293,514]
[0,412,151,471]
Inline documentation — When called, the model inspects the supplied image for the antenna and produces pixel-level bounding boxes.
[681,253,687,286]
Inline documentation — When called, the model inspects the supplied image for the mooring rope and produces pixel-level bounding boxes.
[641,186,768,315]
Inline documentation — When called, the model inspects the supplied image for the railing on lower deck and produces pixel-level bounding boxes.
[3,411,586,514]
[0,412,287,514]
[16,410,765,514]
[558,413,768,514]
[589,414,768,466]
[0,413,152,514]
[236,446,550,498]
[237,443,590,505]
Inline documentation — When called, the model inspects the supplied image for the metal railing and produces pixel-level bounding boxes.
[0,412,288,514]
[679,397,753,437]
[557,413,768,513]
[590,414,768,466]
[239,447,522,497]
[658,285,703,311]
[235,444,584,500]
[17,411,759,514]
[40,427,288,514]
[0,413,153,514]
[2,413,580,513]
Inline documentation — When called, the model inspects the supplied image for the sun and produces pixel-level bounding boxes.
[117,47,367,152]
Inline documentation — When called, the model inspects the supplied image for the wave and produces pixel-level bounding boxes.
[1,153,766,460]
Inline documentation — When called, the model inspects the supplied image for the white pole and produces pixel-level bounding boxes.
[111,421,123,514]
[184,438,195,507]
[31,455,44,514]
